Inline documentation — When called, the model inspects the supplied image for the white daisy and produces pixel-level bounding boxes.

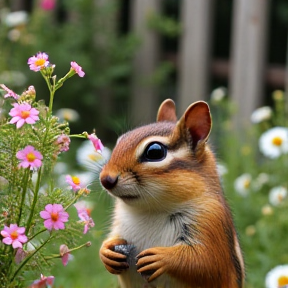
[259,127,288,159]
[251,106,272,123]
[76,140,111,172]
[55,108,80,122]
[210,87,227,103]
[269,186,287,206]
[253,173,269,191]
[234,173,252,197]
[265,264,288,288]
[4,11,29,27]
[217,162,228,177]
[261,204,273,216]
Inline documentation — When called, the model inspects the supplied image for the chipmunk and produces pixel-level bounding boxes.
[99,99,245,288]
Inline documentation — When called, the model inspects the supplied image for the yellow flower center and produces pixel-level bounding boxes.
[35,59,46,67]
[26,152,36,162]
[277,194,284,203]
[272,136,283,146]
[244,179,250,189]
[278,275,288,287]
[20,110,30,119]
[88,154,102,161]
[51,212,59,222]
[10,230,18,240]
[72,176,80,185]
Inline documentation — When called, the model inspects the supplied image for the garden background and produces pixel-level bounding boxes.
[1,0,288,287]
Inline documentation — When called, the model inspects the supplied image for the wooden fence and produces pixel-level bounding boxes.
[130,0,285,129]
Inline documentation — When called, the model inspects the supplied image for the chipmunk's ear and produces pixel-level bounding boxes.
[157,99,177,122]
[179,101,212,150]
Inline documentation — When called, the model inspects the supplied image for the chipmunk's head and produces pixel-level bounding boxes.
[100,99,216,211]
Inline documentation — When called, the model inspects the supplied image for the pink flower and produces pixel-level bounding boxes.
[88,134,104,153]
[56,134,70,152]
[59,244,72,266]
[74,201,95,234]
[9,103,39,128]
[40,0,56,10]
[16,145,43,169]
[0,84,19,99]
[15,247,28,264]
[22,85,36,98]
[65,175,82,191]
[1,224,28,249]
[40,204,69,231]
[28,52,49,72]
[70,61,85,77]
[30,274,55,288]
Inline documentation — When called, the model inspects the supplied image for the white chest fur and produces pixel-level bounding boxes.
[110,201,191,288]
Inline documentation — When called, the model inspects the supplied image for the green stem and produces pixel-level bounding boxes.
[41,71,55,116]
[44,241,91,261]
[11,234,54,282]
[26,167,42,233]
[28,228,47,242]
[17,169,30,226]
[69,134,87,139]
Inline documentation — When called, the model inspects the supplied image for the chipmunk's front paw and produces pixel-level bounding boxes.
[99,238,129,274]
[136,247,170,282]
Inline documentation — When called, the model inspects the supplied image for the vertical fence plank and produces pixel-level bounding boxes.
[230,0,270,128]
[178,0,214,113]
[130,0,161,125]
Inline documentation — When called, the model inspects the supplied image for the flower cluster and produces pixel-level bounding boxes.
[0,52,103,287]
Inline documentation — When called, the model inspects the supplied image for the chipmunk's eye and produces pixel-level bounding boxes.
[142,142,167,162]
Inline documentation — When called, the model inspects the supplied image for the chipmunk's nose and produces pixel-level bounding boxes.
[100,174,118,190]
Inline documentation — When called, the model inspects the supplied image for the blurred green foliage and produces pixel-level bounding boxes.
[0,0,138,144]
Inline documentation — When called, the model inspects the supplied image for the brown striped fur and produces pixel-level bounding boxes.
[99,99,245,288]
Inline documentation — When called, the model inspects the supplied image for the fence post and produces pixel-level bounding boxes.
[230,0,270,128]
[178,0,214,114]
[130,0,161,125]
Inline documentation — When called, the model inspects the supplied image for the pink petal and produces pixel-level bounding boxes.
[62,253,69,266]
[44,219,53,230]
[1,230,9,237]
[10,224,18,230]
[40,210,51,219]
[54,221,65,230]
[46,276,55,285]
[33,159,42,167]
[34,151,43,159]
[45,204,54,213]
[30,108,39,115]
[24,145,35,153]
[18,161,30,168]
[10,117,21,124]
[53,204,64,213]
[25,118,36,124]
[12,240,23,249]
[18,234,28,243]
[16,227,25,234]
[83,224,88,234]
[16,119,25,128]
[16,150,26,159]
[3,237,13,245]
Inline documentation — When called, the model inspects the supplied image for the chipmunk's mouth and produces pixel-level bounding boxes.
[119,194,139,201]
